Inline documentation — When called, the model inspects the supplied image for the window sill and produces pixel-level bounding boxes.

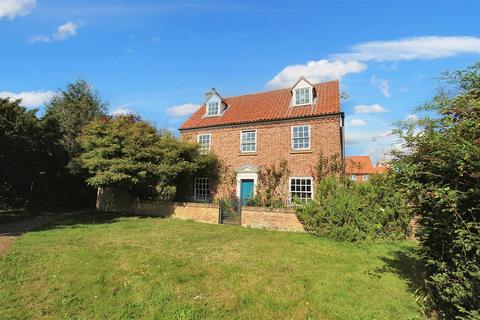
[292,103,313,107]
[239,152,258,156]
[290,150,312,154]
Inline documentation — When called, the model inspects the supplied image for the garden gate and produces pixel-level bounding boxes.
[219,197,241,225]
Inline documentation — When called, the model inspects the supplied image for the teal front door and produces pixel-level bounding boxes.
[240,179,254,206]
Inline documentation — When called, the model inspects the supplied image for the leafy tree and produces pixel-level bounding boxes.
[78,115,215,199]
[44,79,108,172]
[392,63,480,319]
[0,98,49,207]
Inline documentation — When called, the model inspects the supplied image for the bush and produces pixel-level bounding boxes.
[296,174,413,242]
[392,63,480,319]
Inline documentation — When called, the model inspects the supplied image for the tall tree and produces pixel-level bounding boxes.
[44,79,108,172]
[393,63,480,319]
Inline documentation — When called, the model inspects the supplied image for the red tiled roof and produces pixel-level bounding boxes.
[345,156,374,174]
[373,165,389,174]
[345,156,390,175]
[179,80,340,130]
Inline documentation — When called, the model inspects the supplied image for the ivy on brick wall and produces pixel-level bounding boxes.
[250,159,290,208]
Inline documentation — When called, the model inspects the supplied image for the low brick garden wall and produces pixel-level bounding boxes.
[171,202,220,224]
[96,188,305,232]
[241,206,305,232]
[96,188,219,224]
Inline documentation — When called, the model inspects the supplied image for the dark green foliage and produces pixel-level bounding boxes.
[0,79,111,210]
[392,63,480,319]
[78,115,216,200]
[296,174,413,242]
[0,98,52,208]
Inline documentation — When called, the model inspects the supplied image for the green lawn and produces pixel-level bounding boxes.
[0,214,424,319]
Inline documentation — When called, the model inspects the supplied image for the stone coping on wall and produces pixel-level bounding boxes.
[132,200,217,208]
[173,201,218,208]
[241,206,296,214]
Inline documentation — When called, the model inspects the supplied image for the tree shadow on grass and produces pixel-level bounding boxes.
[40,211,167,231]
[367,245,426,295]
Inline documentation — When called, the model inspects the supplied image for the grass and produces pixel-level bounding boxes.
[0,213,425,319]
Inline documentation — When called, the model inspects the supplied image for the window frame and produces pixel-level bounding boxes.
[350,175,357,181]
[197,133,211,154]
[240,129,257,153]
[291,125,311,151]
[363,174,369,181]
[194,177,211,202]
[206,101,220,117]
[289,177,314,203]
[294,87,312,106]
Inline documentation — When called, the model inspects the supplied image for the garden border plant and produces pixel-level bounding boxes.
[295,152,414,242]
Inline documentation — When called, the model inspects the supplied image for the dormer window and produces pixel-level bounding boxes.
[207,101,220,116]
[295,88,311,105]
[291,77,315,107]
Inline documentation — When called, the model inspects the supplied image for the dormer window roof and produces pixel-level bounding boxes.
[291,77,315,107]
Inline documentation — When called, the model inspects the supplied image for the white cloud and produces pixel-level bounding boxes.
[379,80,391,97]
[406,114,419,122]
[53,21,78,40]
[354,104,388,114]
[370,76,391,98]
[110,107,136,116]
[28,35,50,43]
[0,90,54,108]
[0,0,36,19]
[372,130,393,140]
[345,132,367,145]
[346,129,393,145]
[29,21,80,43]
[333,36,480,62]
[266,59,367,89]
[166,103,200,117]
[349,119,367,126]
[346,129,398,163]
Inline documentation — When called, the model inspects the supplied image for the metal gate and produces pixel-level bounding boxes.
[219,197,241,225]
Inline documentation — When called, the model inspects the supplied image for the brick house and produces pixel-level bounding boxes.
[345,155,388,182]
[178,77,344,204]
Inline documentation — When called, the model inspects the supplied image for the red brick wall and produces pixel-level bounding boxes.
[241,206,305,232]
[96,188,220,224]
[180,115,342,198]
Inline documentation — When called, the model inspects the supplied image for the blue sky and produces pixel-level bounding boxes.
[1,0,479,162]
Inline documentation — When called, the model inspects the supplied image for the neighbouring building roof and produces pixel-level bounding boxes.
[179,80,340,130]
[345,155,388,175]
